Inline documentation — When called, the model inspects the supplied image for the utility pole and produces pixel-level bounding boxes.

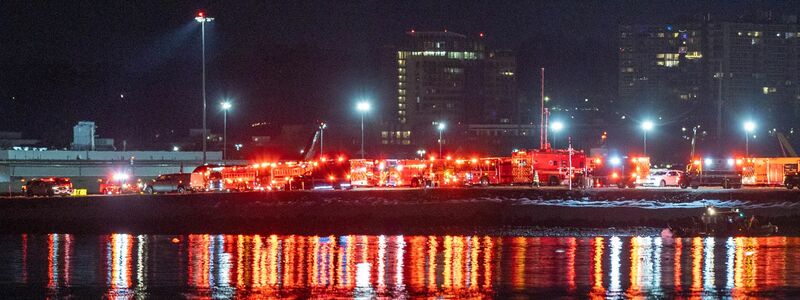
[716,60,723,144]
[540,68,546,149]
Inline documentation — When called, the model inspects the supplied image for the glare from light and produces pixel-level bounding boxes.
[727,158,735,166]
[356,101,371,112]
[743,121,756,133]
[437,122,446,131]
[172,146,180,152]
[551,121,564,132]
[705,158,713,165]
[642,120,654,131]
[221,101,232,110]
[609,156,621,166]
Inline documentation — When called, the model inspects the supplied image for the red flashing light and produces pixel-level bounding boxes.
[337,156,345,162]
[594,158,602,164]
[479,32,485,38]
[446,156,452,161]
[197,11,204,17]
[320,157,327,162]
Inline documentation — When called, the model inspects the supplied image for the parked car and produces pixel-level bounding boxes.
[643,169,683,187]
[144,173,191,194]
[22,177,73,197]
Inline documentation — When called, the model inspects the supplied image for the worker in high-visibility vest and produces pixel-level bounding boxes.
[533,170,540,187]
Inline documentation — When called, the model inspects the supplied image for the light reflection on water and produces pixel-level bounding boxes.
[0,234,799,298]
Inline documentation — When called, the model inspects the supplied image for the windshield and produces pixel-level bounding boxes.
[652,171,666,176]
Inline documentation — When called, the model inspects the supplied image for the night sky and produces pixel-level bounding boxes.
[1,1,796,149]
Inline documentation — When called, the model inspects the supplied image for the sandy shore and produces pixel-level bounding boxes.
[2,188,799,235]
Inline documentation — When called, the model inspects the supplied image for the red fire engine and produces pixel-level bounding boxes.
[511,149,587,186]
[450,157,514,186]
[378,159,429,187]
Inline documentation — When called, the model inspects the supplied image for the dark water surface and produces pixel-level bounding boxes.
[1,234,799,298]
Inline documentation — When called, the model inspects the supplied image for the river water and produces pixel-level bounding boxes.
[0,234,798,298]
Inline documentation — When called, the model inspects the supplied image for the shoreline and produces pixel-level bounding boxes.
[2,188,799,235]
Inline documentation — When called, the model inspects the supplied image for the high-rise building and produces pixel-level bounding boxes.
[619,15,800,147]
[380,31,517,151]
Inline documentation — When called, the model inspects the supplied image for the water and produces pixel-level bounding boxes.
[1,234,799,298]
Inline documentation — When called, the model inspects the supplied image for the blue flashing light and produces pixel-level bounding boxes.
[666,25,673,31]
[610,156,621,166]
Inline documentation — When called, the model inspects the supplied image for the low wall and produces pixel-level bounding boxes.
[1,188,799,234]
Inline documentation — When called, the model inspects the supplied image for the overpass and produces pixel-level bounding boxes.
[0,150,225,194]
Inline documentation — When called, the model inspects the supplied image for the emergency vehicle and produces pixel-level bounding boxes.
[289,158,352,190]
[99,173,141,194]
[741,157,800,186]
[190,164,260,192]
[589,156,650,188]
[679,157,743,189]
[448,157,514,186]
[511,149,587,186]
[378,159,429,187]
[349,159,378,187]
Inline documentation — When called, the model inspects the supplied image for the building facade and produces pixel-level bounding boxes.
[619,17,800,147]
[381,31,518,153]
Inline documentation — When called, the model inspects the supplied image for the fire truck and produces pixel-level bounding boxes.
[511,149,587,186]
[589,156,650,188]
[451,157,514,186]
[289,158,352,190]
[378,159,429,187]
[249,161,309,190]
[190,164,260,192]
[741,157,800,186]
[680,157,743,189]
[349,159,378,187]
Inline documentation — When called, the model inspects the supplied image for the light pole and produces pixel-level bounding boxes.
[744,121,756,157]
[221,101,231,160]
[195,11,214,163]
[437,122,446,157]
[356,101,371,159]
[642,120,654,156]
[550,121,564,149]
[319,122,327,157]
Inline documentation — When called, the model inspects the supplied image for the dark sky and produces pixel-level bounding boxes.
[1,1,796,148]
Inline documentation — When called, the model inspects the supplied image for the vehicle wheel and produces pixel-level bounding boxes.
[617,183,626,189]
[691,184,699,189]
[660,180,666,187]
[786,183,795,190]
[548,176,559,186]
[26,190,33,197]
[410,178,420,188]
[480,176,490,187]
[679,181,689,189]
[628,183,637,189]
[177,186,185,194]
[47,189,55,197]
[722,180,730,189]
[733,184,742,189]
[145,186,154,194]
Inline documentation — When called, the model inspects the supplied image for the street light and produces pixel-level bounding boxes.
[221,101,232,160]
[195,11,214,163]
[319,122,327,157]
[437,122,446,157]
[550,121,564,149]
[744,121,756,157]
[641,120,654,156]
[356,101,371,159]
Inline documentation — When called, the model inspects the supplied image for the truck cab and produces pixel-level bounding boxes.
[680,158,743,189]
[783,163,800,189]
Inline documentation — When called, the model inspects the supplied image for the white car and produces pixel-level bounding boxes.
[643,170,683,187]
